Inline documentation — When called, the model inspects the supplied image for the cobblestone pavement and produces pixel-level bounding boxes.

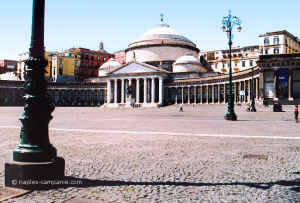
[0,104,300,202]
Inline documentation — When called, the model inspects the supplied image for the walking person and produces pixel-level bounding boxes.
[294,105,299,123]
[179,104,183,112]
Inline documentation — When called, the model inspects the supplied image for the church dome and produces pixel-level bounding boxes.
[173,54,202,65]
[98,58,121,76]
[128,20,196,47]
[173,54,203,73]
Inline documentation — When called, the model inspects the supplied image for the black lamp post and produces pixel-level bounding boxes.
[250,67,257,112]
[221,10,242,121]
[5,0,64,190]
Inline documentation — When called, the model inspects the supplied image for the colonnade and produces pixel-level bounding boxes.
[165,78,259,105]
[107,76,164,106]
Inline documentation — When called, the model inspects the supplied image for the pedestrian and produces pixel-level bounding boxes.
[264,98,268,107]
[179,104,183,112]
[294,105,299,123]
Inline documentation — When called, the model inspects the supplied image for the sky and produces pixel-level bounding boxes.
[1,0,300,60]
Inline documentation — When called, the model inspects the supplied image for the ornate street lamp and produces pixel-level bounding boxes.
[222,10,241,121]
[5,0,64,190]
[250,67,257,112]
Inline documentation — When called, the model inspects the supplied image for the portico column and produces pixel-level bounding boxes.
[107,79,111,103]
[248,80,251,102]
[243,81,246,103]
[182,87,184,104]
[144,78,147,103]
[194,86,197,104]
[234,82,237,103]
[114,79,117,103]
[206,85,209,104]
[159,77,163,104]
[212,85,215,104]
[200,85,203,104]
[255,78,259,99]
[187,86,190,104]
[175,87,178,104]
[223,83,226,103]
[147,79,151,102]
[121,79,124,103]
[274,70,278,100]
[218,84,220,104]
[136,79,140,103]
[288,69,293,101]
[151,78,155,103]
[239,81,242,103]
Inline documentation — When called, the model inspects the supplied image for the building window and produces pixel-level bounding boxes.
[86,70,89,75]
[59,68,63,75]
[91,56,94,60]
[265,49,269,55]
[285,38,288,46]
[250,60,253,66]
[81,69,84,76]
[215,64,217,69]
[98,56,100,61]
[97,63,100,67]
[104,57,107,62]
[274,37,279,44]
[59,59,63,66]
[242,61,245,67]
[91,70,95,76]
[264,38,269,45]
[86,62,88,68]
[74,60,78,68]
[223,64,225,68]
[86,55,89,60]
[91,62,94,68]
[274,48,279,54]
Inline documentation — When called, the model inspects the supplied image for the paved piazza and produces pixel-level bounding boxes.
[0,104,300,202]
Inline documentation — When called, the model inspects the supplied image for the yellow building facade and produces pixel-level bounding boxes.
[51,50,81,82]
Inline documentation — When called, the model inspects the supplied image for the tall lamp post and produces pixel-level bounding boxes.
[221,10,242,121]
[250,67,257,112]
[5,0,64,190]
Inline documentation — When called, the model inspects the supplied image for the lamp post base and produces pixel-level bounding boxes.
[5,157,65,190]
[224,113,237,121]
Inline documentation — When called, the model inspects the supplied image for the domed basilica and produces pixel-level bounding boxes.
[103,15,259,108]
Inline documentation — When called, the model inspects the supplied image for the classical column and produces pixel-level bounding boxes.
[187,86,190,104]
[218,84,221,104]
[243,81,246,103]
[288,69,293,101]
[239,81,242,103]
[175,87,178,104]
[212,85,215,104]
[182,87,184,104]
[121,79,124,103]
[147,79,151,103]
[107,79,111,103]
[159,77,163,104]
[223,83,226,103]
[274,70,278,100]
[194,86,197,104]
[200,85,203,104]
[234,82,237,103]
[151,78,155,103]
[248,80,251,102]
[114,79,117,103]
[255,78,259,99]
[136,79,140,103]
[144,78,147,103]
[206,85,209,104]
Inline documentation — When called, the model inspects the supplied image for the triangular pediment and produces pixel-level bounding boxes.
[109,61,168,75]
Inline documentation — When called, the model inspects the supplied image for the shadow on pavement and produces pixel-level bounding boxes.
[48,176,300,192]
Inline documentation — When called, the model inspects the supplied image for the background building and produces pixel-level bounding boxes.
[114,50,126,65]
[77,43,115,81]
[259,30,300,55]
